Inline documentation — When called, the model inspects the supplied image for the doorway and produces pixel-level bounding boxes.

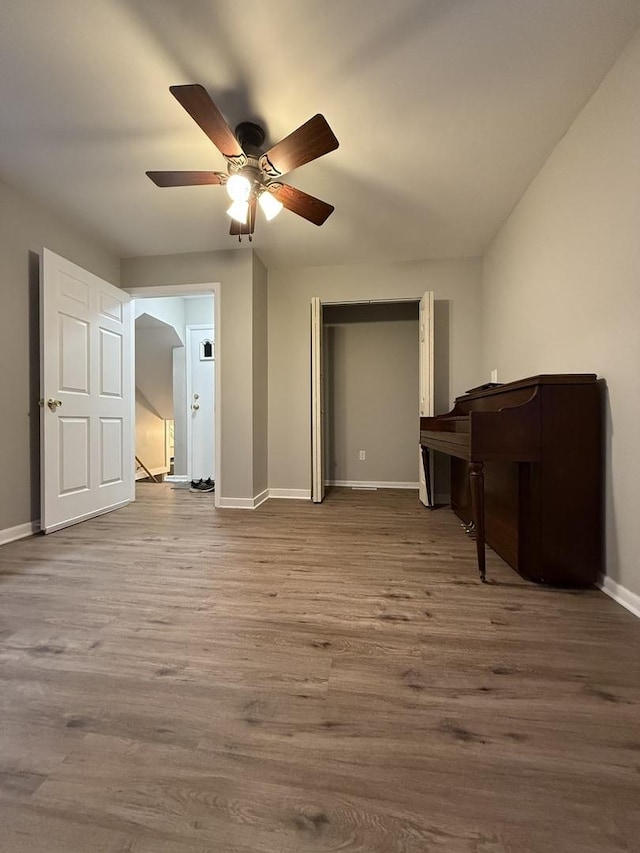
[127,283,220,505]
[39,250,221,532]
[311,294,433,504]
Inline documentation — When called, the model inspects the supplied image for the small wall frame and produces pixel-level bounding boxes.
[199,338,214,361]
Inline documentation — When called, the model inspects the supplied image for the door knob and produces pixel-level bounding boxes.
[47,398,62,412]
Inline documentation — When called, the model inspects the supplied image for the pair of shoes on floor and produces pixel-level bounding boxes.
[190,478,215,493]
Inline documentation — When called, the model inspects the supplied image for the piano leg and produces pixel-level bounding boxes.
[469,462,487,582]
[421,445,433,508]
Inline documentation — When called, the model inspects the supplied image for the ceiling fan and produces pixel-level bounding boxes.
[147,84,339,241]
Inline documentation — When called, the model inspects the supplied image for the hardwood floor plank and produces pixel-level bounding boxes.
[0,719,86,779]
[30,732,508,853]
[0,484,638,852]
[0,804,132,852]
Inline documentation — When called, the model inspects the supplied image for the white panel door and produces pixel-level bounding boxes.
[186,325,215,480]
[311,297,324,503]
[41,249,133,533]
[418,291,435,507]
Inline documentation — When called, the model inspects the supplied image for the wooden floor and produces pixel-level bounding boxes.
[1,485,639,852]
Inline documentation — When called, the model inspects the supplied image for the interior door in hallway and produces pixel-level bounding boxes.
[186,325,215,481]
[40,248,133,533]
[418,290,434,506]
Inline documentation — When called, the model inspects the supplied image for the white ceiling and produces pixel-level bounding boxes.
[1,0,639,268]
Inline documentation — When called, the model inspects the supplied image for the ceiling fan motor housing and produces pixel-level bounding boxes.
[234,121,265,157]
[232,122,268,196]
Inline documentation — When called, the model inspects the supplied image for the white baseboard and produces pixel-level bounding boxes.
[253,489,269,508]
[269,488,311,500]
[0,519,40,546]
[218,489,269,510]
[598,575,640,619]
[220,484,421,506]
[164,475,189,483]
[326,480,419,490]
[217,497,255,509]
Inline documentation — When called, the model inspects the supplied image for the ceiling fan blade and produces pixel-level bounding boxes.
[146,171,227,187]
[260,115,339,178]
[169,84,246,165]
[229,196,257,236]
[270,183,334,226]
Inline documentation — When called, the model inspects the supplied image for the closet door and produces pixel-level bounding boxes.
[418,291,434,507]
[310,297,324,503]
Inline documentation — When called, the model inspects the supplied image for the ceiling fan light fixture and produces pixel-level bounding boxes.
[258,190,283,221]
[149,85,339,238]
[226,199,249,224]
[226,173,251,202]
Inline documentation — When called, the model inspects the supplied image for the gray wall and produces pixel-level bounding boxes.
[0,177,120,532]
[134,319,183,475]
[324,302,419,484]
[184,296,214,326]
[135,323,182,421]
[252,254,269,498]
[481,30,640,599]
[121,250,259,501]
[267,258,482,493]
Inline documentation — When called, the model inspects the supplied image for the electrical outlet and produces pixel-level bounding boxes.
[491,369,498,383]
[359,450,366,461]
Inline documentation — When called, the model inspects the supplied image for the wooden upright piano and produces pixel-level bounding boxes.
[420,375,602,585]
